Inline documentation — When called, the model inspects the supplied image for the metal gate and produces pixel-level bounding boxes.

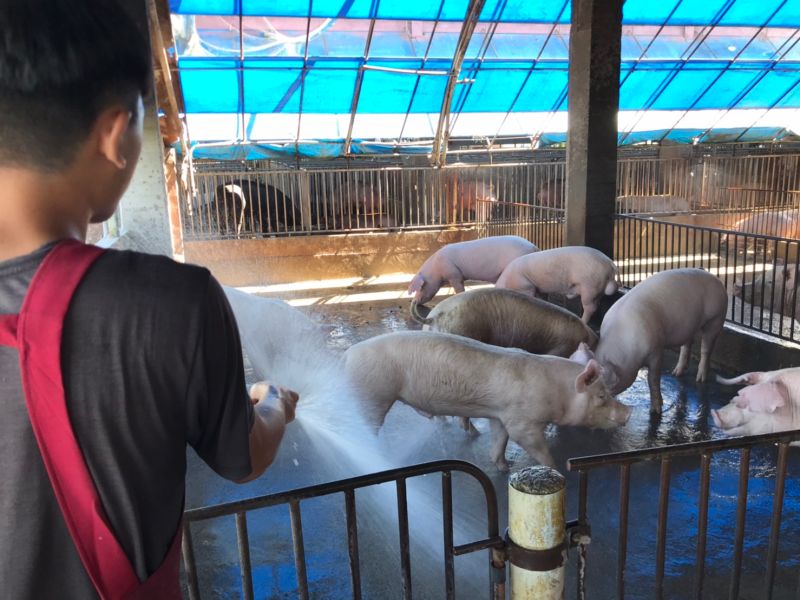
[568,429,800,600]
[181,459,506,600]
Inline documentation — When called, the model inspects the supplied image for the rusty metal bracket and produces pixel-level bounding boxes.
[566,519,592,548]
[503,529,568,572]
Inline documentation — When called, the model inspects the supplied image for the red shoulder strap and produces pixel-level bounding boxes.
[16,240,141,598]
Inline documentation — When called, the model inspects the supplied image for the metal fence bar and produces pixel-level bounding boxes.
[693,453,711,600]
[764,442,790,599]
[729,448,751,600]
[235,511,254,600]
[289,500,310,600]
[577,469,588,600]
[182,521,201,600]
[396,478,413,600]
[655,457,672,600]
[344,489,362,600]
[617,463,631,600]
[442,470,456,600]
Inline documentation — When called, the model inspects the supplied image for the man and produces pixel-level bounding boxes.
[0,1,298,597]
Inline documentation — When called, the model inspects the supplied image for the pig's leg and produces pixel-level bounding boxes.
[506,422,555,468]
[697,317,725,383]
[460,417,479,436]
[647,352,665,414]
[489,419,510,472]
[672,343,691,377]
[580,296,598,324]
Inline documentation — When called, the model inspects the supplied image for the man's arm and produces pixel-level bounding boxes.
[237,382,299,483]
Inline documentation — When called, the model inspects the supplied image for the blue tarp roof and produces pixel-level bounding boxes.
[169,0,800,158]
[170,0,800,27]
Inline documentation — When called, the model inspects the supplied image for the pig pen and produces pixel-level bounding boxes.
[184,279,800,600]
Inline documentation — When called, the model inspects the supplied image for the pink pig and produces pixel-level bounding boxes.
[495,246,619,324]
[713,369,800,440]
[408,236,538,305]
[571,268,728,413]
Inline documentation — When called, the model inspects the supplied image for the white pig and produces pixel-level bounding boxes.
[408,235,538,305]
[713,369,800,441]
[344,331,631,470]
[495,246,619,324]
[412,287,599,434]
[574,269,728,414]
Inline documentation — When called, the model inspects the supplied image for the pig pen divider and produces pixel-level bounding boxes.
[567,428,800,600]
[181,459,508,600]
[615,214,800,344]
[179,148,800,242]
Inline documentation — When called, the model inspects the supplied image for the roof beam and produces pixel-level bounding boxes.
[147,0,188,150]
[344,2,380,155]
[430,0,487,166]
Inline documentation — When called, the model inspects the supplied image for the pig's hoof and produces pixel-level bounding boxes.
[494,459,510,473]
[671,366,685,377]
[696,372,707,383]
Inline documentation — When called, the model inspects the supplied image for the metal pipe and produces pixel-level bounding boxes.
[655,458,672,600]
[235,512,254,600]
[396,478,413,600]
[617,463,631,599]
[764,443,790,599]
[289,500,309,600]
[442,471,455,600]
[729,447,751,600]
[344,489,362,599]
[577,470,588,600]
[182,522,201,600]
[693,454,711,599]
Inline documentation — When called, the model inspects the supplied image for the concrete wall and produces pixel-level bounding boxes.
[184,228,483,286]
[113,101,173,256]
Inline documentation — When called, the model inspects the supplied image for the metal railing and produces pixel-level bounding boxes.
[616,152,800,216]
[615,215,800,343]
[180,150,800,238]
[567,429,800,600]
[181,460,505,600]
[181,160,567,247]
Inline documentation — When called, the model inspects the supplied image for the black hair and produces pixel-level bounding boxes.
[0,0,152,170]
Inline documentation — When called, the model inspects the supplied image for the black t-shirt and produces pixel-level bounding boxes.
[0,244,254,598]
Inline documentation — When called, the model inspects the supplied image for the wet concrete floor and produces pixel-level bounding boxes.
[185,277,800,599]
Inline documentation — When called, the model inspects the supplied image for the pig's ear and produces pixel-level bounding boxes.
[569,342,594,364]
[575,359,602,393]
[742,381,788,413]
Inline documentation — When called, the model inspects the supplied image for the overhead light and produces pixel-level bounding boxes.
[727,45,737,52]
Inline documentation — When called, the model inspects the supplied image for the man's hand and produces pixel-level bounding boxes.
[237,381,300,483]
[249,382,299,424]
